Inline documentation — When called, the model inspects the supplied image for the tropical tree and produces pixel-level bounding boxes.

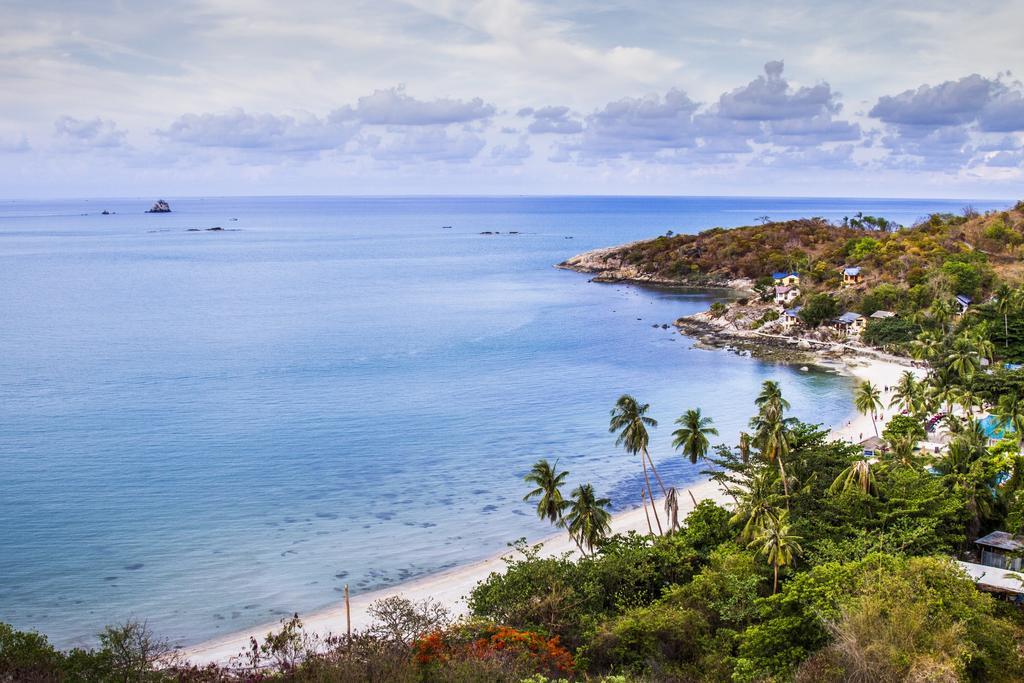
[855,380,884,437]
[995,284,1015,347]
[664,487,680,531]
[609,395,664,535]
[948,336,982,380]
[523,459,586,554]
[996,394,1024,449]
[749,509,803,594]
[564,484,612,556]
[889,371,923,416]
[755,380,791,417]
[885,434,923,470]
[829,458,877,496]
[672,408,719,465]
[930,297,954,335]
[730,468,783,542]
[910,329,944,362]
[750,381,795,500]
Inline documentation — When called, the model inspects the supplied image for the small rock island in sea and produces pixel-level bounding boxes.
[146,200,171,213]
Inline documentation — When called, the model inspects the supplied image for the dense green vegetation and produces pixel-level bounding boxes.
[8,367,1024,681]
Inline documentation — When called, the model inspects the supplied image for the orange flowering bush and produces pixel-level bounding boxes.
[413,624,574,678]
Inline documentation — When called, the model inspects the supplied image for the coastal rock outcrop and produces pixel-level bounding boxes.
[146,200,171,213]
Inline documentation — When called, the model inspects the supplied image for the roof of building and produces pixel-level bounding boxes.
[772,271,798,279]
[870,310,896,319]
[775,285,793,294]
[957,560,1024,595]
[836,312,864,324]
[859,435,887,451]
[975,530,1024,551]
[956,294,973,306]
[783,306,802,317]
[843,266,862,276]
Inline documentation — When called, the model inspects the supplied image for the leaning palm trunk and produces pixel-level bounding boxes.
[643,447,668,497]
[664,487,679,531]
[640,453,664,535]
[641,488,653,536]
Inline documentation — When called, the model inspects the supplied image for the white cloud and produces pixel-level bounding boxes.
[53,116,128,149]
[345,86,495,126]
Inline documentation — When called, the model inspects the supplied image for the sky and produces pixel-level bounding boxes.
[1,0,1023,199]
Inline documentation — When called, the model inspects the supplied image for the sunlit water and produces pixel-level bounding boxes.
[0,195,1009,648]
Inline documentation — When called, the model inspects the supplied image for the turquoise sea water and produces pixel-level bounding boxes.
[0,195,1010,648]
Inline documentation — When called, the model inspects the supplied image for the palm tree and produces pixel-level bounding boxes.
[523,459,586,554]
[672,408,719,464]
[749,510,803,594]
[854,381,884,438]
[996,394,1024,449]
[930,297,954,335]
[755,380,790,417]
[664,487,680,531]
[910,330,943,362]
[565,484,612,556]
[889,371,922,416]
[947,337,981,380]
[609,395,664,535]
[995,284,1014,347]
[522,459,569,523]
[730,468,782,542]
[927,367,959,416]
[829,458,877,496]
[885,434,922,470]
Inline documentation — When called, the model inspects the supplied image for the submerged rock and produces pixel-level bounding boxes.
[146,200,171,213]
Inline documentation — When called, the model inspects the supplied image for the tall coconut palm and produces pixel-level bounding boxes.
[523,459,585,554]
[664,487,680,531]
[910,330,943,362]
[565,484,612,556]
[889,371,922,416]
[947,336,981,380]
[755,380,791,417]
[854,380,884,438]
[829,458,877,496]
[609,394,664,535]
[995,284,1014,348]
[885,434,922,470]
[927,367,959,416]
[930,297,954,335]
[749,510,803,594]
[672,408,719,465]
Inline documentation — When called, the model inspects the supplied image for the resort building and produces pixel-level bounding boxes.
[955,294,973,316]
[773,285,800,306]
[781,306,802,329]
[975,531,1024,571]
[842,266,863,285]
[859,436,887,458]
[772,271,800,286]
[833,311,865,336]
[870,310,896,320]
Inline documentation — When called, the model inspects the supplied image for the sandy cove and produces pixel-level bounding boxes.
[183,354,918,666]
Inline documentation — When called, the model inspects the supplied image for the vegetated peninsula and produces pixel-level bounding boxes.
[561,202,1024,363]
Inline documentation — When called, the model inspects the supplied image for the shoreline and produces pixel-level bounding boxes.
[181,345,918,666]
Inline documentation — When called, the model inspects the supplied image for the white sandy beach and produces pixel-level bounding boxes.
[182,354,919,666]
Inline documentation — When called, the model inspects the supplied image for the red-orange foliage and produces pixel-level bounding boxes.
[413,625,574,677]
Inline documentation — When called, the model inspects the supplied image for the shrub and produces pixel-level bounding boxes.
[709,302,728,318]
[798,294,840,328]
[581,602,708,676]
[862,317,921,348]
[883,414,926,442]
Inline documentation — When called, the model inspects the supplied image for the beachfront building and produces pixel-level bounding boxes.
[833,311,865,337]
[781,306,802,329]
[955,294,973,316]
[772,271,800,286]
[859,435,887,458]
[842,266,863,285]
[870,310,896,320]
[774,285,800,306]
[975,531,1024,571]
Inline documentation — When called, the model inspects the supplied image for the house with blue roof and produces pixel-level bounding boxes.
[833,311,865,336]
[781,306,802,329]
[772,271,800,286]
[842,266,863,285]
[955,294,973,315]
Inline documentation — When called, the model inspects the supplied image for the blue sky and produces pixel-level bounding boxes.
[1,0,1023,198]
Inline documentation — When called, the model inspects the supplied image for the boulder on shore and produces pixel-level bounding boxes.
[146,200,171,213]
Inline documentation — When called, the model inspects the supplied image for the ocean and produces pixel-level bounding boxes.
[0,195,1009,648]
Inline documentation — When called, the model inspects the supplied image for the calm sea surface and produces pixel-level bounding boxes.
[0,196,1009,648]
